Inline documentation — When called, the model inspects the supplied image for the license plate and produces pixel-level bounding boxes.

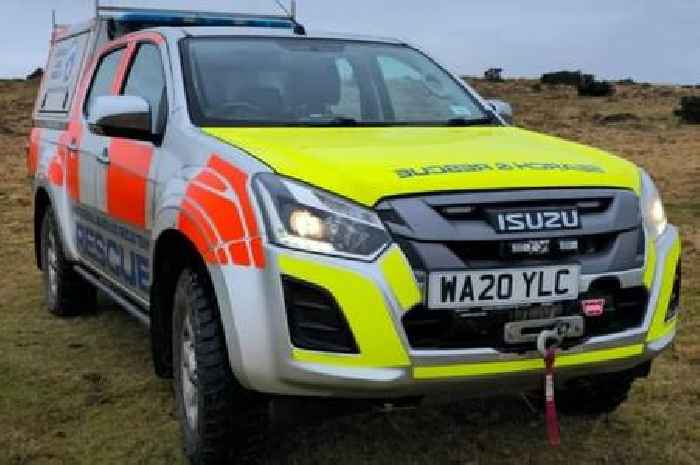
[427,266,580,309]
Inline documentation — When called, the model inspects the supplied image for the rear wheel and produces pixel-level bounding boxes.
[172,265,270,465]
[40,206,96,316]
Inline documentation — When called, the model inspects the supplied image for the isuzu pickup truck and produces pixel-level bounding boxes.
[28,5,681,464]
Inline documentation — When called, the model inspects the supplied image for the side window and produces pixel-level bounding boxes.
[122,44,166,130]
[84,48,125,117]
[39,32,90,114]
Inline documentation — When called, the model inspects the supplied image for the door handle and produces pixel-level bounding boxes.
[96,147,111,165]
[67,139,78,158]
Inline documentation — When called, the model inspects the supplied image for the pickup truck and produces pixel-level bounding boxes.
[28,5,681,464]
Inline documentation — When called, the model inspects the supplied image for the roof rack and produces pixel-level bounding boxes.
[93,1,306,35]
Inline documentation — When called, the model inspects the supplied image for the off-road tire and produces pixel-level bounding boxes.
[173,266,269,465]
[556,370,636,416]
[40,206,96,316]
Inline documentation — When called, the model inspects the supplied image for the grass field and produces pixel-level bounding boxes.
[0,78,698,465]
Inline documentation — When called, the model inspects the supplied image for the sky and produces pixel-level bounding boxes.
[1,0,698,84]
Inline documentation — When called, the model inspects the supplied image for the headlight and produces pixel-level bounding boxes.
[640,169,667,240]
[254,174,392,261]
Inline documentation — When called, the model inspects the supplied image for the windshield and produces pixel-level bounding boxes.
[181,37,492,126]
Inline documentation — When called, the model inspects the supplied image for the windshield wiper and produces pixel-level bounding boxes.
[446,116,497,126]
[320,116,359,126]
[301,116,359,126]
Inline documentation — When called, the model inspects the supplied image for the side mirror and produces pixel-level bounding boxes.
[487,99,514,124]
[88,95,154,141]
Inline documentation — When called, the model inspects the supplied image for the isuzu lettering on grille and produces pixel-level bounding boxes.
[496,209,580,233]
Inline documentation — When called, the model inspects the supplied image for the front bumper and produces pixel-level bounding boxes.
[210,224,681,398]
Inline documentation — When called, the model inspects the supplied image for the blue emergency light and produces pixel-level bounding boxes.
[107,10,296,31]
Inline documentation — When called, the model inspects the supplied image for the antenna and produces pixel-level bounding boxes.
[51,9,58,42]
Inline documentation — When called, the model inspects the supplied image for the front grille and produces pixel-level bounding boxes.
[376,188,644,275]
[282,277,359,354]
[377,188,646,352]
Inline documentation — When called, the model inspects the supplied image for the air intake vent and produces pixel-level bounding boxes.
[282,277,359,354]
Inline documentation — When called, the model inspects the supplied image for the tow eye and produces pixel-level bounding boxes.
[536,322,569,447]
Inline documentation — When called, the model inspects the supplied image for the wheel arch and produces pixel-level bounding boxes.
[150,227,203,378]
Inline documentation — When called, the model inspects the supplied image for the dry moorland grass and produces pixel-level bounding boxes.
[0,78,698,465]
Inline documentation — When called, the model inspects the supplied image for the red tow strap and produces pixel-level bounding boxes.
[544,348,561,447]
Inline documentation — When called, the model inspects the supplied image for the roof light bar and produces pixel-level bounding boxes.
[92,2,305,35]
[103,9,296,30]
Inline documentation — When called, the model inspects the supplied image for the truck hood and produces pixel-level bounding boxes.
[203,126,641,207]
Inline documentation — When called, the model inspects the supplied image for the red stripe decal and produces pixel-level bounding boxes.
[27,128,42,176]
[229,243,251,267]
[208,155,265,268]
[61,124,83,201]
[178,155,265,268]
[47,151,64,186]
[178,206,219,264]
[106,138,153,228]
[250,238,266,269]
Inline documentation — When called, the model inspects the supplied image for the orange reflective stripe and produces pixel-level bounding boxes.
[47,127,81,194]
[229,242,251,266]
[27,128,42,176]
[196,171,227,192]
[61,126,82,201]
[181,199,220,255]
[208,155,265,269]
[106,138,153,228]
[177,155,265,268]
[250,238,265,268]
[184,182,249,266]
[47,151,64,186]
[178,162,249,266]
[178,205,219,264]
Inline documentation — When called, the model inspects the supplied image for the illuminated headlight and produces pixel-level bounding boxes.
[640,169,668,240]
[254,174,392,261]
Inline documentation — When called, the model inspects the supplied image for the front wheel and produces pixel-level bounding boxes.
[172,266,270,465]
[555,366,644,415]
